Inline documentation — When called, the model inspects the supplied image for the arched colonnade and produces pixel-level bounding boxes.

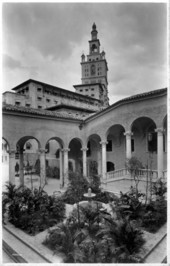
[3,115,167,187]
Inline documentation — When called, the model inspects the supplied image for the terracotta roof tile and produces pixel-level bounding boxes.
[2,104,94,120]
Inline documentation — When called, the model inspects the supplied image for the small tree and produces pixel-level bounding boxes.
[126,157,143,200]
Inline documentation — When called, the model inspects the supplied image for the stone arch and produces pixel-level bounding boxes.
[45,137,64,180]
[105,124,126,171]
[2,137,10,151]
[68,138,83,173]
[86,134,102,176]
[16,136,41,187]
[2,138,10,188]
[131,116,157,169]
[16,136,41,150]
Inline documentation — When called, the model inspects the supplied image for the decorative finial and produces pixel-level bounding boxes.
[92,23,96,30]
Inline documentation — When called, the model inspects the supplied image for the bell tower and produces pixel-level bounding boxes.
[74,23,109,107]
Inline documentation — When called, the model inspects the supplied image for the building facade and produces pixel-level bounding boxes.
[2,24,167,188]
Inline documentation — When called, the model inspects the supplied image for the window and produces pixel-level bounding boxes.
[85,89,88,91]
[38,106,42,109]
[37,88,42,92]
[106,140,112,152]
[91,64,96,76]
[80,89,83,92]
[15,101,20,106]
[46,99,50,103]
[91,88,94,91]
[37,97,42,100]
[26,103,30,107]
[91,94,95,97]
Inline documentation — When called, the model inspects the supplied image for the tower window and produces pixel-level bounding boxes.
[91,44,97,53]
[91,64,96,76]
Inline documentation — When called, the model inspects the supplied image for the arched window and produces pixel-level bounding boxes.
[91,44,97,53]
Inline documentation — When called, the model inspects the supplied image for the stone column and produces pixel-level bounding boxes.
[97,146,102,176]
[59,149,63,188]
[155,128,164,178]
[19,148,25,186]
[63,148,70,187]
[124,131,133,160]
[8,149,16,184]
[100,141,107,179]
[81,147,88,177]
[39,149,46,187]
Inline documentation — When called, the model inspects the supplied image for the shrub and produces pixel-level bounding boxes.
[44,202,144,263]
[142,198,167,232]
[3,183,65,235]
[62,172,117,204]
[46,166,60,179]
[62,172,89,204]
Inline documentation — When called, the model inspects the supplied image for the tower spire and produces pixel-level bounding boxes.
[91,22,98,40]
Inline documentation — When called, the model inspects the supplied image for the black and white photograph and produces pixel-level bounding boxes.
[1,1,168,264]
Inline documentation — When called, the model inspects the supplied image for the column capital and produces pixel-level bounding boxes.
[124,131,133,137]
[100,140,108,145]
[8,149,16,155]
[62,148,70,152]
[155,127,164,135]
[38,148,46,154]
[81,147,88,152]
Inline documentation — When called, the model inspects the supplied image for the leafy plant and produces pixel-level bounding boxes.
[3,183,65,235]
[62,172,89,204]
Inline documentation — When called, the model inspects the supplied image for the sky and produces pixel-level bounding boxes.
[2,2,168,104]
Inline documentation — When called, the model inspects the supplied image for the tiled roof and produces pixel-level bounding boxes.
[85,88,167,121]
[2,104,94,120]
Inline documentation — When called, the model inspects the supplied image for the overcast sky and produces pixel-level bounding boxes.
[2,2,167,104]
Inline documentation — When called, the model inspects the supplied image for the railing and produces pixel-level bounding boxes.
[107,168,129,180]
[106,168,158,180]
[137,169,158,179]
